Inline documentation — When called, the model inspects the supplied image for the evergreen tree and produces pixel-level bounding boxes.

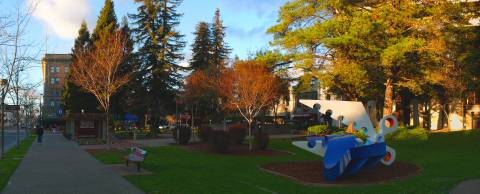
[268,0,470,116]
[130,0,185,126]
[63,21,100,113]
[190,22,212,71]
[91,0,118,43]
[111,17,138,115]
[210,9,230,70]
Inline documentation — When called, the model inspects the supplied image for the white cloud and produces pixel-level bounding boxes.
[30,0,90,39]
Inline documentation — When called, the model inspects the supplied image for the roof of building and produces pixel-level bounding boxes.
[43,54,72,61]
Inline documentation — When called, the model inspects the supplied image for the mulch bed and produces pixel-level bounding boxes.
[108,164,153,176]
[84,148,125,155]
[260,161,421,186]
[182,142,292,156]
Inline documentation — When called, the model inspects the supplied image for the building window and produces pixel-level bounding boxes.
[64,66,69,73]
[50,66,60,73]
[50,100,55,107]
[50,77,60,85]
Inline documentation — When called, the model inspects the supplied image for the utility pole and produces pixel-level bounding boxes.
[39,94,43,127]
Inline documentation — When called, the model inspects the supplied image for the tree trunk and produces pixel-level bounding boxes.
[396,100,404,127]
[106,109,111,151]
[383,78,395,116]
[412,99,420,127]
[248,121,252,151]
[0,103,4,159]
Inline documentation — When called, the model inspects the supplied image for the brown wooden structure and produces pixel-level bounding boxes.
[65,113,106,140]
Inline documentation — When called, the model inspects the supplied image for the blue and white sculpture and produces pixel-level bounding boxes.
[292,100,398,181]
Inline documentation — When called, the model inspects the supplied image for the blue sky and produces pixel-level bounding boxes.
[2,0,287,86]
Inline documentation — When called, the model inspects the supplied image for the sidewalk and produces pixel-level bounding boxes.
[1,134,144,194]
[450,179,480,194]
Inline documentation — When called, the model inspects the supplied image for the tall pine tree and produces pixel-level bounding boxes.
[91,0,118,43]
[130,0,185,126]
[210,9,230,70]
[190,22,212,71]
[111,17,139,115]
[63,21,100,113]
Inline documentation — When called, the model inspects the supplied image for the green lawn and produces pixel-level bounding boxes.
[92,131,480,194]
[0,135,35,191]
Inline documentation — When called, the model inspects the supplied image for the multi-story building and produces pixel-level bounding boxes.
[41,54,72,125]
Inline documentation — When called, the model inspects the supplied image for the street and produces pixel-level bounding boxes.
[1,127,26,153]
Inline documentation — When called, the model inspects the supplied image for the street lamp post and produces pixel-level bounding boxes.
[1,79,8,159]
[470,105,480,130]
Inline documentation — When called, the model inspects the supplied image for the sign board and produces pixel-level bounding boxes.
[80,120,94,129]
[4,105,20,112]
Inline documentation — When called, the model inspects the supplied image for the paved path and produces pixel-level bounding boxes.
[450,179,480,194]
[2,134,144,194]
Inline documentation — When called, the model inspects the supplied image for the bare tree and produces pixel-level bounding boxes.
[218,61,281,150]
[0,0,37,158]
[70,31,131,150]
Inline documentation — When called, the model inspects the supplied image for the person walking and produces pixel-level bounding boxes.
[36,125,44,143]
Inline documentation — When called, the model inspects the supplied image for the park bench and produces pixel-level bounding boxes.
[124,147,147,172]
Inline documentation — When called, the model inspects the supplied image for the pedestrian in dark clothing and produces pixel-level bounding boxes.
[324,110,333,128]
[36,125,44,143]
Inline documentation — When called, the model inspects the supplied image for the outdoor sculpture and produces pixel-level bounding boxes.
[292,100,398,181]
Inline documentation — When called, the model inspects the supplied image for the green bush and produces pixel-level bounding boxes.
[136,130,154,139]
[209,130,230,153]
[113,130,153,139]
[228,124,247,144]
[254,132,269,150]
[307,125,329,135]
[198,125,212,142]
[173,125,192,144]
[385,127,428,141]
[77,138,106,145]
[113,131,133,139]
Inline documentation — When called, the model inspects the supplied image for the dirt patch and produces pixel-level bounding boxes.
[108,164,153,176]
[260,161,421,186]
[182,142,292,156]
[84,148,125,155]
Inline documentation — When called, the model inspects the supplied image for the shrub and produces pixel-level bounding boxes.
[209,130,230,153]
[228,124,247,144]
[113,131,133,139]
[307,125,329,136]
[254,132,269,150]
[198,125,212,142]
[114,130,154,139]
[385,127,428,141]
[136,130,154,139]
[172,125,192,144]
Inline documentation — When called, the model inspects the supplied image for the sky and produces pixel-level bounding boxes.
[0,0,288,89]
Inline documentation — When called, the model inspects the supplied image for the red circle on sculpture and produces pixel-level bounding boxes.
[385,118,395,128]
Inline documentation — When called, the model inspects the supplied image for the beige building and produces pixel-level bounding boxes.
[41,54,72,125]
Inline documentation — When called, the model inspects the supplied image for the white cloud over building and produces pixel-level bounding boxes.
[30,0,90,39]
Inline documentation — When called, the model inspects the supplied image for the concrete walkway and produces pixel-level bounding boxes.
[2,134,144,194]
[450,179,480,194]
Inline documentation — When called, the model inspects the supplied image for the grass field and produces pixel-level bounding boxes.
[0,135,35,191]
[91,130,480,194]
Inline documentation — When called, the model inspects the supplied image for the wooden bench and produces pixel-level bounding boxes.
[124,147,147,172]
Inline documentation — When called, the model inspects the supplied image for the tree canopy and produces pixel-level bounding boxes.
[268,0,476,116]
